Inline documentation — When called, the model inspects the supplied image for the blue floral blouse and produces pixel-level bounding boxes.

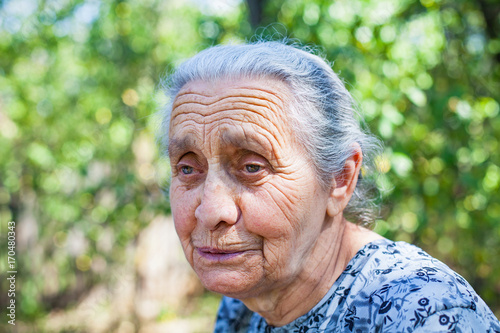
[214,239,500,332]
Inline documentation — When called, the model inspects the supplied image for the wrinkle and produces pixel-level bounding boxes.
[174,85,286,109]
[171,104,284,129]
[171,86,296,165]
[170,111,286,147]
[172,87,290,134]
[192,226,263,250]
[174,95,281,114]
[171,119,287,168]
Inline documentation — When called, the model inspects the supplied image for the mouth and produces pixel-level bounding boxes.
[196,247,246,262]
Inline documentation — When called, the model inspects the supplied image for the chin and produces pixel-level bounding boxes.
[198,268,263,299]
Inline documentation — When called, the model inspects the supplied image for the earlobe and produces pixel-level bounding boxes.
[326,198,342,217]
[326,143,363,218]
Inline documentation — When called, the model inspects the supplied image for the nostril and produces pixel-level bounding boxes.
[235,205,242,223]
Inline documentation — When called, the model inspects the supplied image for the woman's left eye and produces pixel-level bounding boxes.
[245,164,261,173]
[180,165,194,174]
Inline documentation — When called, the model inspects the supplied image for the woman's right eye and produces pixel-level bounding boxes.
[180,165,194,175]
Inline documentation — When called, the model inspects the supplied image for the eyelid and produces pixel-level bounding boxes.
[238,154,271,176]
[244,161,265,168]
[174,153,205,176]
[176,151,193,163]
[177,158,199,170]
[239,153,266,165]
[176,151,202,165]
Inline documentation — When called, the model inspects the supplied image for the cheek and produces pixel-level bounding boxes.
[170,184,199,249]
[240,189,292,240]
[239,188,305,283]
[241,177,315,238]
[240,177,328,270]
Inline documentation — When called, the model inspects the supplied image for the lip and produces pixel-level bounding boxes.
[196,247,246,262]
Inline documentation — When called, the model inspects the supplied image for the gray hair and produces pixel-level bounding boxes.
[160,40,382,225]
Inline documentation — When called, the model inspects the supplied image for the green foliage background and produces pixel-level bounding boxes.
[0,0,499,329]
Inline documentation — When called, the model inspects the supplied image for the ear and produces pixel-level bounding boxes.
[326,143,363,217]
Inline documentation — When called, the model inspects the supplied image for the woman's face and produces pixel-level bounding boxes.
[168,77,333,299]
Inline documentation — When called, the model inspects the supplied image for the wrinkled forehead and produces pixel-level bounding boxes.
[171,77,291,117]
[167,77,302,160]
[169,77,296,136]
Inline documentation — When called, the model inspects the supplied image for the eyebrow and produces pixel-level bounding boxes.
[168,130,276,161]
[221,131,262,148]
[168,136,197,158]
[220,130,273,156]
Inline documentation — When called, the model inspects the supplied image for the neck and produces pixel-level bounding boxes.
[241,218,382,327]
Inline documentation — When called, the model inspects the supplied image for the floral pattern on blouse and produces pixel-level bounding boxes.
[214,239,500,332]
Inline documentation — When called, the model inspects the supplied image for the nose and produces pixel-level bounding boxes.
[194,172,239,230]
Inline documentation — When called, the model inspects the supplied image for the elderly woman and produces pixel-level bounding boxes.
[161,41,500,332]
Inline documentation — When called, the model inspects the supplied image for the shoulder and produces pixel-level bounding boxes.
[413,307,500,332]
[335,240,500,332]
